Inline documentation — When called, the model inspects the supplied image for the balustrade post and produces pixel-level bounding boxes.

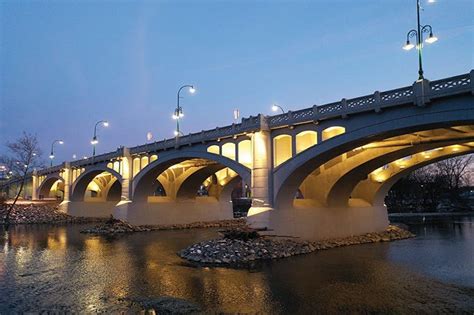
[312,105,320,123]
[374,91,381,113]
[341,98,348,118]
[413,78,431,106]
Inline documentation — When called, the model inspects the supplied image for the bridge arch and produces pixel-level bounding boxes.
[175,164,225,200]
[71,166,123,202]
[274,97,474,209]
[38,174,64,199]
[132,150,251,202]
[324,135,474,207]
[369,147,474,207]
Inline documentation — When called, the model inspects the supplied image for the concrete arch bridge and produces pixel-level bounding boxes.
[2,72,473,240]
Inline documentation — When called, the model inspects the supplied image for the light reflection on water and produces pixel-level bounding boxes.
[0,217,473,313]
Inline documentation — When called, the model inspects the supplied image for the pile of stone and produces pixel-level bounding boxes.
[0,203,102,225]
[81,217,151,234]
[144,218,247,231]
[220,226,260,241]
[82,218,248,235]
[179,225,415,266]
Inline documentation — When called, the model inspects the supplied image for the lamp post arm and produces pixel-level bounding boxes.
[175,85,194,137]
[274,104,285,114]
[177,84,194,110]
[51,139,62,155]
[406,29,418,42]
[177,85,194,98]
[50,139,61,166]
[94,120,107,137]
[421,24,433,36]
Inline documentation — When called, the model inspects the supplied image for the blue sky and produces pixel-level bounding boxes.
[0,0,472,163]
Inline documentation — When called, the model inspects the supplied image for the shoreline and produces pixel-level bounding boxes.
[0,203,105,225]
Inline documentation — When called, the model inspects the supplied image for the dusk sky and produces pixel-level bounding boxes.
[1,0,472,164]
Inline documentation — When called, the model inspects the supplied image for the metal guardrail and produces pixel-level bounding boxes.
[32,71,472,175]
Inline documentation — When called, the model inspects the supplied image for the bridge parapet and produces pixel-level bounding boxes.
[430,72,472,97]
[70,150,122,168]
[129,115,261,155]
[37,164,63,176]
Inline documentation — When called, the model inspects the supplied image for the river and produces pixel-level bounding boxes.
[1,216,473,313]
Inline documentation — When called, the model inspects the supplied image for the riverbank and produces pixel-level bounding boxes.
[179,225,415,266]
[0,203,104,225]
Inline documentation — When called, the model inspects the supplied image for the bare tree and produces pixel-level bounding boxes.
[0,132,43,225]
[386,154,474,213]
[434,155,473,192]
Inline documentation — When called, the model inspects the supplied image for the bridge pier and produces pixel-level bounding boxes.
[113,197,233,226]
[58,162,73,213]
[64,201,117,217]
[120,148,133,202]
[247,122,276,229]
[63,162,72,202]
[264,204,389,240]
[114,148,134,220]
[32,170,39,200]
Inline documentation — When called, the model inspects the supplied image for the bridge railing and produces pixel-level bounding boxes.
[129,115,261,155]
[430,73,472,97]
[37,165,63,176]
[70,150,122,168]
[268,71,472,128]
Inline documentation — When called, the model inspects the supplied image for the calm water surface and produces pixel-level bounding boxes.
[1,217,473,313]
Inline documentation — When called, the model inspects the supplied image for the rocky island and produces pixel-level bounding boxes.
[179,225,415,266]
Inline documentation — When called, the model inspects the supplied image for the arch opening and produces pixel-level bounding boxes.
[296,131,317,154]
[322,126,345,141]
[71,169,122,202]
[132,152,251,204]
[221,143,236,161]
[280,125,474,211]
[207,145,220,155]
[273,134,292,167]
[238,139,252,168]
[38,176,64,200]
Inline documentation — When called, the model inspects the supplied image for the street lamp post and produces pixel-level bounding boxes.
[173,85,195,137]
[49,139,64,167]
[271,104,286,114]
[91,120,109,157]
[403,0,438,80]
